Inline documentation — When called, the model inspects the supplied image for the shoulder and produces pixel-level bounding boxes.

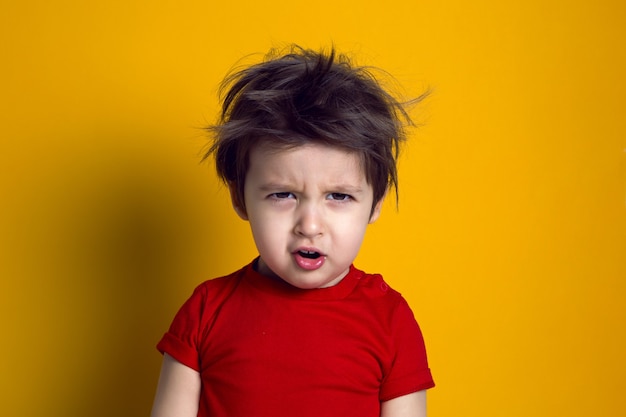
[350,266,405,305]
[175,264,251,323]
[347,266,417,325]
[191,264,249,299]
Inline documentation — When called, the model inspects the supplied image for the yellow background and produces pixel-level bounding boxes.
[1,1,625,416]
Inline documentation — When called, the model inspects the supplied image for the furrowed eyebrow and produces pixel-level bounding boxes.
[256,181,365,194]
[327,185,365,195]
[258,182,293,192]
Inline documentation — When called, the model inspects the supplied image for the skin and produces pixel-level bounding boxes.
[151,354,200,417]
[150,142,427,416]
[233,142,383,289]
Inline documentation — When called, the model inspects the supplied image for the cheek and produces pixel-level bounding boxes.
[249,213,288,246]
[335,216,369,244]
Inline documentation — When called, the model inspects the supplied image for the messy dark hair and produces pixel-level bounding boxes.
[204,45,424,214]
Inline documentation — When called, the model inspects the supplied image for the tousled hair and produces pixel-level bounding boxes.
[204,45,424,214]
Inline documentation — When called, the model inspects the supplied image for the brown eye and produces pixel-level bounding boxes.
[271,192,294,199]
[328,193,351,201]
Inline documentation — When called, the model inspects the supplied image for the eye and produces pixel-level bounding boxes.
[328,193,352,201]
[270,192,295,199]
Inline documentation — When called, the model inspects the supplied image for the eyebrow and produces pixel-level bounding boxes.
[327,184,365,194]
[258,182,292,192]
[258,182,365,194]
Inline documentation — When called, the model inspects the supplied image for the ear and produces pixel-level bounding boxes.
[368,197,384,224]
[228,183,248,220]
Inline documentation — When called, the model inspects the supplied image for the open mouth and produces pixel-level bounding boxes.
[293,249,326,271]
[298,250,321,259]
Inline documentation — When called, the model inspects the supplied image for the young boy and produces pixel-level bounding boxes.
[151,46,434,417]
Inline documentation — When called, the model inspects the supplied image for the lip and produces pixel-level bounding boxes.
[292,247,326,271]
[292,246,326,256]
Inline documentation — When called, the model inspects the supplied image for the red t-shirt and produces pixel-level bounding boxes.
[157,262,434,417]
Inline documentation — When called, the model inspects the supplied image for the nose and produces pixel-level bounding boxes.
[294,202,324,238]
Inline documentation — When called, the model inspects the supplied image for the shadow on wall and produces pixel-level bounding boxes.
[7,131,226,417]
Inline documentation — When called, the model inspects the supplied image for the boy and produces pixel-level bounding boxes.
[151,46,434,417]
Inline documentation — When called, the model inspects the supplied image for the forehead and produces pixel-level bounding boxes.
[247,142,367,182]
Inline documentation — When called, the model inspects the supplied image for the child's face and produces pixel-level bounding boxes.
[231,142,382,289]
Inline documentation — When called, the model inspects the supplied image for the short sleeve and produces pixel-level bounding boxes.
[156,271,244,372]
[379,297,435,401]
[156,284,207,372]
